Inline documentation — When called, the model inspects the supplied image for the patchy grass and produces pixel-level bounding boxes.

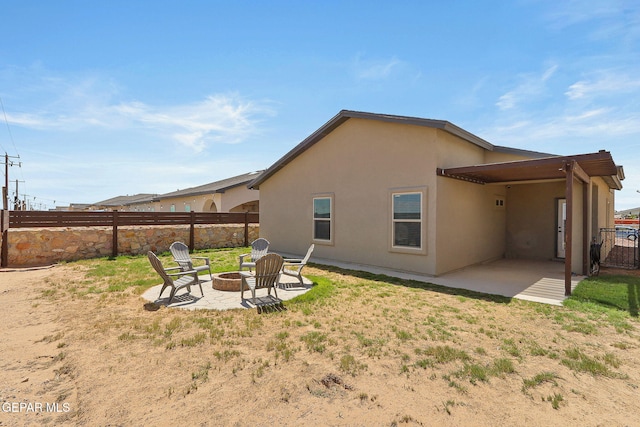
[522,372,559,393]
[565,274,640,318]
[29,250,640,425]
[561,347,624,378]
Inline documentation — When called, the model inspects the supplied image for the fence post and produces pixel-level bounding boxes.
[244,212,249,247]
[1,210,8,267]
[112,210,118,258]
[189,211,195,251]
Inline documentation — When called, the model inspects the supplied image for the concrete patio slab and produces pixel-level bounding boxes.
[142,258,582,310]
[141,274,313,311]
[304,257,582,306]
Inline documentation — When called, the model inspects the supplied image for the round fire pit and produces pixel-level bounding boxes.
[212,272,244,292]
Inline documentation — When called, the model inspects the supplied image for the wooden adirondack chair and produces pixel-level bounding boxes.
[240,253,283,304]
[148,251,204,304]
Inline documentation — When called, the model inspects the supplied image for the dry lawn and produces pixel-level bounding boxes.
[1,262,639,426]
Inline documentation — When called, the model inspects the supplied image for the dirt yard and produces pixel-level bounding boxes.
[1,264,639,426]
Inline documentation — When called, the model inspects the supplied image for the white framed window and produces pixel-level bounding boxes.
[392,192,422,249]
[170,204,176,212]
[313,195,333,243]
[184,204,191,212]
[389,187,427,254]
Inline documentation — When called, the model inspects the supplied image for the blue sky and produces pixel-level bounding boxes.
[1,0,639,210]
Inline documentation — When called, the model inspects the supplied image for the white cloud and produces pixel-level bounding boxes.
[542,0,640,45]
[113,95,272,151]
[352,54,403,80]
[544,0,625,26]
[484,108,640,152]
[566,72,640,100]
[496,64,558,110]
[2,70,273,152]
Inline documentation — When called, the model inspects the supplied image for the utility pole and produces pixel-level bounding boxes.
[12,179,25,210]
[2,153,21,210]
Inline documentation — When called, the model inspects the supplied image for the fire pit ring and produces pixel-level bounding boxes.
[212,272,244,292]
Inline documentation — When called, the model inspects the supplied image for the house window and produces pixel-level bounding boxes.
[313,196,332,242]
[392,192,422,249]
[184,204,191,212]
[170,204,176,212]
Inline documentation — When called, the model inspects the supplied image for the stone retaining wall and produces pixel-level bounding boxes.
[4,224,259,267]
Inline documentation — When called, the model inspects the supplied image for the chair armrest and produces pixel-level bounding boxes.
[239,271,254,278]
[283,263,303,269]
[192,256,210,265]
[164,266,183,272]
[239,253,250,262]
[166,269,198,277]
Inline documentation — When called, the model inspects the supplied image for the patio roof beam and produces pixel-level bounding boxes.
[436,168,486,185]
[564,159,589,184]
[434,151,620,188]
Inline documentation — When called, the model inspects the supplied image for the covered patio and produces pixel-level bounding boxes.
[437,150,623,296]
[311,257,581,306]
[428,258,581,305]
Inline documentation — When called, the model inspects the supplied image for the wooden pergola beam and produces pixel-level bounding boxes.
[567,159,589,183]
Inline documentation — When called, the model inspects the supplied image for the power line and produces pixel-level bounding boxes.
[0,96,19,157]
[2,153,21,210]
[0,98,69,210]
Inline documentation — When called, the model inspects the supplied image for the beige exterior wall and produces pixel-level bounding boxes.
[260,119,502,276]
[125,186,259,213]
[590,177,616,233]
[504,179,604,274]
[570,180,585,274]
[505,181,565,260]
[588,177,617,262]
[259,116,618,277]
[219,186,260,212]
[435,178,507,275]
[484,150,538,164]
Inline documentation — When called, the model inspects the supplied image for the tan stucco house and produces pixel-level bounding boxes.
[88,194,157,211]
[249,110,624,295]
[150,171,262,213]
[91,171,262,213]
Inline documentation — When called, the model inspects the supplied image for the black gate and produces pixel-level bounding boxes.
[599,227,639,269]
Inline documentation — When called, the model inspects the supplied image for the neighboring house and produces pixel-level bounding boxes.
[89,194,157,211]
[88,171,262,213]
[249,110,624,295]
[149,171,262,213]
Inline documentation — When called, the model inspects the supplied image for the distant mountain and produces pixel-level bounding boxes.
[617,207,640,217]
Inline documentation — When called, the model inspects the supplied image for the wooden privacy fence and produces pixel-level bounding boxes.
[1,210,259,267]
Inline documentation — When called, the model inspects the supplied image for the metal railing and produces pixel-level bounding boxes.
[599,227,639,269]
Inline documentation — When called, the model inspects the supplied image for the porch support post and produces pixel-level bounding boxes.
[582,180,589,276]
[563,160,591,296]
[564,162,574,296]
[570,161,590,278]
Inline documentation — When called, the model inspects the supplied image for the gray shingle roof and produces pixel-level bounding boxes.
[93,194,157,207]
[153,171,263,201]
